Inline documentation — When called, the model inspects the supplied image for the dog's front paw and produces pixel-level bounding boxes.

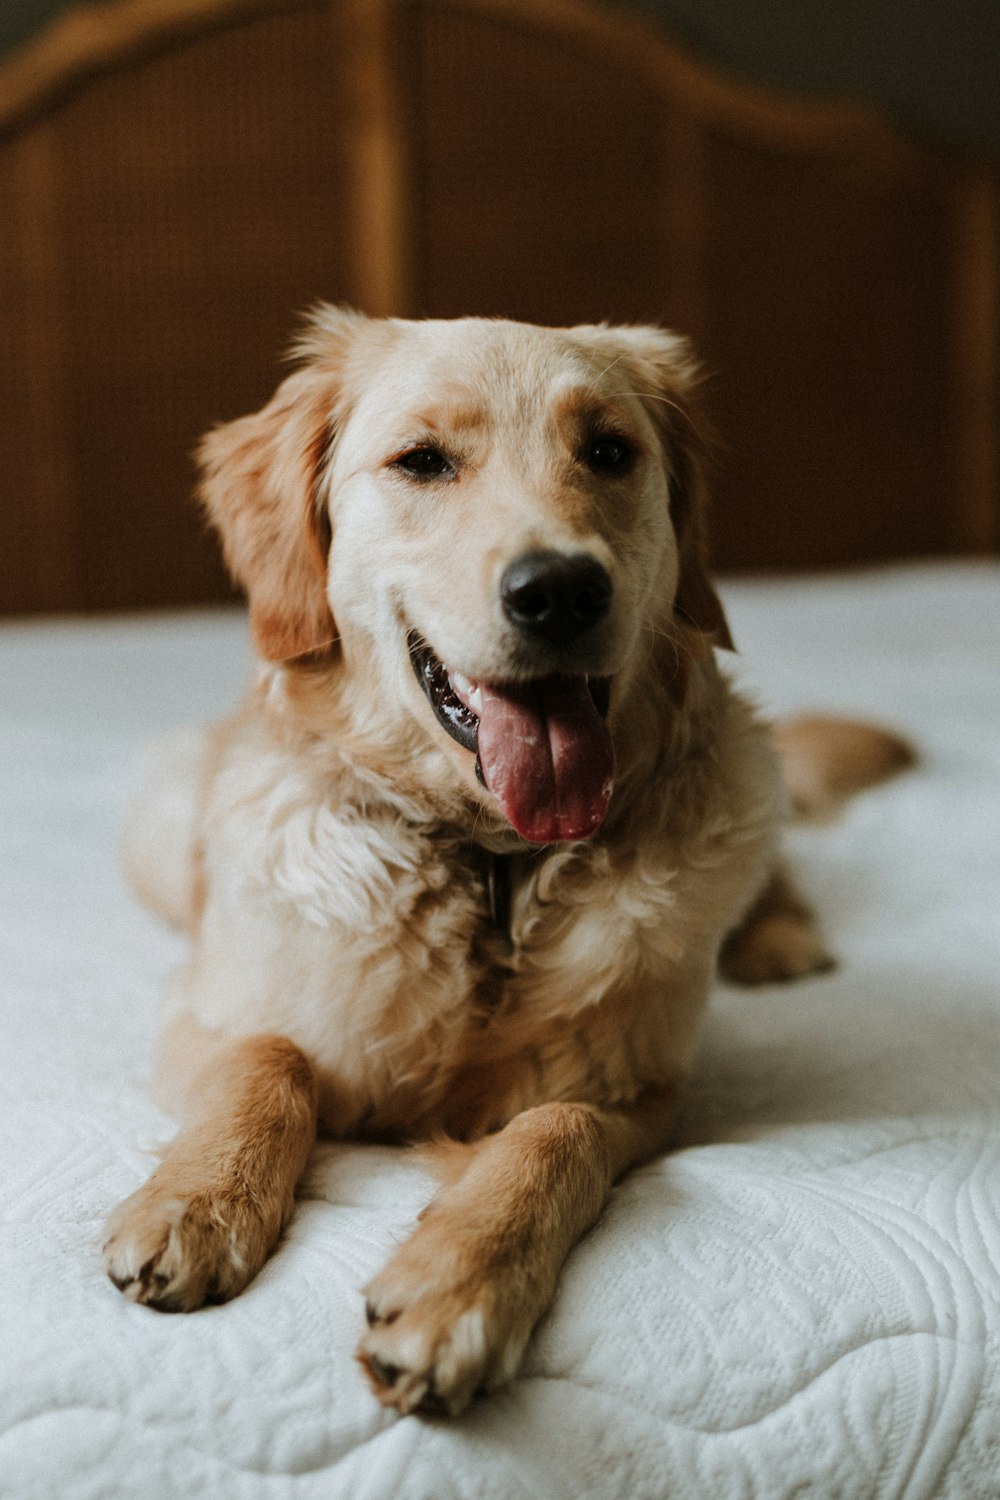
[357,1215,539,1416]
[103,1172,282,1312]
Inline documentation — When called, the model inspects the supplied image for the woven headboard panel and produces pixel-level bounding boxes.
[1,0,997,612]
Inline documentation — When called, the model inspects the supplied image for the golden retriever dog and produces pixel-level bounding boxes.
[103,308,911,1416]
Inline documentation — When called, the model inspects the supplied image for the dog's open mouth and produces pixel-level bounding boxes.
[408,633,614,844]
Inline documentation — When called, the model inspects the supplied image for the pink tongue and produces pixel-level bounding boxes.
[476,677,615,843]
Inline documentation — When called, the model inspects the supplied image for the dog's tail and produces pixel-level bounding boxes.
[774,715,917,822]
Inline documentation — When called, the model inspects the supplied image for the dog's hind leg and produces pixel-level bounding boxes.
[720,864,835,985]
[721,714,917,985]
[103,1018,318,1311]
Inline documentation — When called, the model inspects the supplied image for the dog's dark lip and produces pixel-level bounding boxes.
[408,633,480,754]
[406,631,611,763]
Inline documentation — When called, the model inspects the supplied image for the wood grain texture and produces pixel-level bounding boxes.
[0,0,995,611]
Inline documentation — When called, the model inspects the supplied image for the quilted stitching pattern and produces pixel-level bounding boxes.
[0,565,998,1499]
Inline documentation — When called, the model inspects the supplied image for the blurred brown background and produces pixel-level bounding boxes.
[1,0,997,616]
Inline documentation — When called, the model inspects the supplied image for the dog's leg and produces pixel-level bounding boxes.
[721,716,916,985]
[720,864,834,984]
[103,1025,318,1311]
[358,1089,678,1416]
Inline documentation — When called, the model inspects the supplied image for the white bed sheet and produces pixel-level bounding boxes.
[1,562,998,1499]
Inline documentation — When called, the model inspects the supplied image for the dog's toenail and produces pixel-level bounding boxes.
[366,1353,401,1387]
[415,1382,449,1417]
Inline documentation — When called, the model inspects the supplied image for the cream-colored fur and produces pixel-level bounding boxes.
[103,310,902,1416]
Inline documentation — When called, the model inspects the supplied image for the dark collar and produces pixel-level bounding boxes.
[466,845,515,948]
[486,850,513,941]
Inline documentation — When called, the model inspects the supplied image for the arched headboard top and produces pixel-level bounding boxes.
[0,0,954,173]
[0,0,995,614]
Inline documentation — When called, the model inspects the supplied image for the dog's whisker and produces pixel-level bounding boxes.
[615,389,690,421]
[585,350,629,386]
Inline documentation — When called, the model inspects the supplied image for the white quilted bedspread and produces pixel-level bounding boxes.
[1,563,998,1500]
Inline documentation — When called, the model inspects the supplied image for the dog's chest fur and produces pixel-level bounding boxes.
[178,676,778,1143]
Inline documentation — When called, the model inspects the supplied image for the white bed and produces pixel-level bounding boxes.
[1,562,998,1499]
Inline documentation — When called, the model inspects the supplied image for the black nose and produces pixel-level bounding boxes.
[500,550,613,648]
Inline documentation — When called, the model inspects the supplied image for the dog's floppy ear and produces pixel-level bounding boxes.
[198,306,365,661]
[612,326,734,652]
[665,409,735,652]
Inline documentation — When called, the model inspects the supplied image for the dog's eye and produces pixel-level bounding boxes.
[586,436,634,472]
[393,447,451,479]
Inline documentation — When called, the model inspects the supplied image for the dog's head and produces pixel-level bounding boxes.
[199,308,731,844]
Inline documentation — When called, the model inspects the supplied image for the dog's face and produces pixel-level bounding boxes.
[200,309,730,844]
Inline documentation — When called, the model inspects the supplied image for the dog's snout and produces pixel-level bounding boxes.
[500,550,612,648]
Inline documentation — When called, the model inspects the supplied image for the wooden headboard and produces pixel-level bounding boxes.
[1,0,997,613]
